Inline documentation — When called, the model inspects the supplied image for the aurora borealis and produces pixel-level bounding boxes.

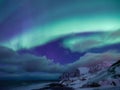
[0,0,120,80]
[0,0,120,50]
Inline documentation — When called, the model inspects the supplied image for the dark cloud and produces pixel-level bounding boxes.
[0,46,17,58]
[0,46,120,80]
[0,64,22,73]
[0,46,66,74]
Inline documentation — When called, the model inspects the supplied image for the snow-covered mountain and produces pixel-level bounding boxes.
[59,60,120,89]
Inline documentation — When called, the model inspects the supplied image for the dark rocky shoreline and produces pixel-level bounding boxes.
[33,83,74,90]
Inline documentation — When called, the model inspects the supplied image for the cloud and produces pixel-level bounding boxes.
[0,72,60,80]
[62,29,120,52]
[1,46,120,80]
[0,46,66,74]
[67,51,120,70]
[0,64,22,73]
[0,46,17,58]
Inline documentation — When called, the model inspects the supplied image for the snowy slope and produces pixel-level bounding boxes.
[59,60,120,90]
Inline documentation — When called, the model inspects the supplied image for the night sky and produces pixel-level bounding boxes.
[0,0,120,79]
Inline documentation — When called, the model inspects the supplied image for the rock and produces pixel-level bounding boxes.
[33,83,74,90]
[83,82,101,88]
[59,60,120,89]
[59,69,80,80]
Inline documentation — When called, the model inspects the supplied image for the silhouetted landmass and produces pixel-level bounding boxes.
[33,83,74,90]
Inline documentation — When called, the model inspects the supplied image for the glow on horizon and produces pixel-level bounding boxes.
[1,14,120,50]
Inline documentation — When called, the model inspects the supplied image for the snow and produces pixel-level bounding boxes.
[78,67,89,75]
[59,60,120,90]
[115,66,120,74]
[75,86,120,90]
